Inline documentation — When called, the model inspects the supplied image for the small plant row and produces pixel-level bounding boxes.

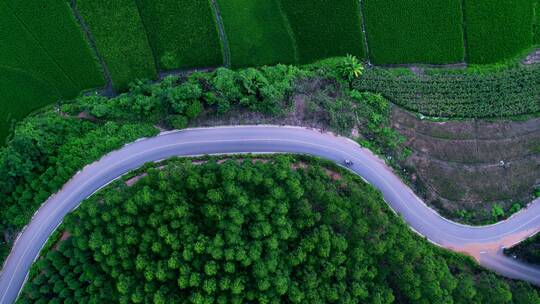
[355,65,540,118]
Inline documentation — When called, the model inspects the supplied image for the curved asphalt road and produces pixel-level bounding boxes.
[1,126,540,303]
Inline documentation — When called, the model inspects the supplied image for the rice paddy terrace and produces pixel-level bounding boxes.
[1,0,539,141]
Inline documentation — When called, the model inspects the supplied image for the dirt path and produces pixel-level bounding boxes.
[210,0,231,67]
[68,0,114,97]
[358,0,371,65]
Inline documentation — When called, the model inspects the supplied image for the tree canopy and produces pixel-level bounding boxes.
[18,156,540,304]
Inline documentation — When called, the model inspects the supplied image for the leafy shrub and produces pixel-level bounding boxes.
[491,204,505,219]
[199,65,306,114]
[67,64,305,123]
[338,55,364,87]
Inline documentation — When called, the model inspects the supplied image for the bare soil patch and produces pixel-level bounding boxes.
[52,231,71,251]
[392,107,540,223]
[125,173,148,187]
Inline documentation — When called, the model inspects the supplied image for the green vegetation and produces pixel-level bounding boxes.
[136,0,223,70]
[0,67,59,152]
[279,0,365,64]
[0,63,306,263]
[0,1,78,97]
[464,0,535,64]
[363,0,465,64]
[535,0,540,43]
[0,114,158,259]
[2,0,539,144]
[505,233,540,265]
[217,0,296,67]
[76,0,157,90]
[6,0,104,89]
[19,156,540,303]
[355,64,540,118]
[338,54,365,87]
[0,0,104,143]
[491,204,505,219]
[0,60,405,266]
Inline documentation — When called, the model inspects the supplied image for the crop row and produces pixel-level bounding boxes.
[363,0,465,64]
[0,1,103,141]
[217,0,297,67]
[7,0,104,89]
[75,0,157,91]
[279,0,365,64]
[464,0,536,64]
[135,0,223,70]
[355,65,540,118]
[535,0,540,43]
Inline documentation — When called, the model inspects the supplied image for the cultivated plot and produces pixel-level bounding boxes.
[76,0,157,91]
[7,0,104,90]
[0,2,82,141]
[536,0,540,43]
[0,68,59,142]
[280,0,365,64]
[217,0,297,67]
[464,0,535,63]
[363,0,465,64]
[0,2,78,97]
[136,0,223,70]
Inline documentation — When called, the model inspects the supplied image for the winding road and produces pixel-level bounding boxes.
[1,126,539,303]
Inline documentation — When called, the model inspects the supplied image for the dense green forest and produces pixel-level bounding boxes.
[18,156,540,303]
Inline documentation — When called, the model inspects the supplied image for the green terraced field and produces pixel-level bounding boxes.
[136,0,223,70]
[1,0,539,145]
[464,0,535,64]
[0,67,59,142]
[363,0,465,64]
[536,0,540,43]
[0,0,107,142]
[76,0,157,91]
[217,0,297,67]
[7,0,104,90]
[279,0,365,64]
[0,2,78,97]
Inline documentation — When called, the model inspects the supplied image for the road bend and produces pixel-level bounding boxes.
[1,126,539,303]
